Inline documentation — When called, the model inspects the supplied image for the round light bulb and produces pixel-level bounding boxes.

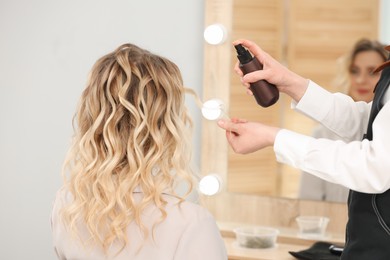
[199,174,221,196]
[203,24,227,45]
[201,99,224,120]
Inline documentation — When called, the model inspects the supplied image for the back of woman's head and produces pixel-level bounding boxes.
[61,43,194,254]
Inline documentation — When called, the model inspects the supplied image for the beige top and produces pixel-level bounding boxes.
[51,189,227,260]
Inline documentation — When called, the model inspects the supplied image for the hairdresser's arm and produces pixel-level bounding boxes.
[276,77,387,194]
[218,103,390,193]
[275,100,390,193]
[234,39,371,140]
[294,81,371,141]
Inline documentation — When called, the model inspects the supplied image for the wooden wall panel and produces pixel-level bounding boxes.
[288,0,379,91]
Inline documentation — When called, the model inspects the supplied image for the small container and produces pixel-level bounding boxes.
[296,216,329,238]
[234,226,279,249]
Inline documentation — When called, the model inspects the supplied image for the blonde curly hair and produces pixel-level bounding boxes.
[60,43,195,254]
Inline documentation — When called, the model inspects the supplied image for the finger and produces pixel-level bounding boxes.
[243,70,268,84]
[225,129,234,142]
[246,89,253,96]
[236,118,248,123]
[233,39,256,49]
[234,39,270,66]
[239,77,253,95]
[240,77,251,88]
[232,39,244,46]
[236,39,264,58]
[226,129,239,146]
[231,118,248,124]
[234,63,243,77]
[217,119,240,133]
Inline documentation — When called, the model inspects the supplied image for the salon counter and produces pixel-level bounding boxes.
[219,222,345,260]
[224,237,307,260]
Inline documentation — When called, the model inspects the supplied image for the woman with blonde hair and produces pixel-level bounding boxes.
[333,38,388,102]
[51,43,227,259]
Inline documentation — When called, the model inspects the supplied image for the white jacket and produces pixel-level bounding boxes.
[275,80,390,193]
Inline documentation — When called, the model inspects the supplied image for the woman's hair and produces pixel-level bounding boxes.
[60,43,195,254]
[333,38,387,93]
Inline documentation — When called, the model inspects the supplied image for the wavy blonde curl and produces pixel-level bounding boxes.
[60,43,195,255]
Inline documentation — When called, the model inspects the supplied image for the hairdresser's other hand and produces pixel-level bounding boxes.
[217,118,281,154]
[233,39,309,102]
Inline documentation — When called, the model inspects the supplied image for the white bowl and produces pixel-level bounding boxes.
[296,216,329,238]
[233,226,279,249]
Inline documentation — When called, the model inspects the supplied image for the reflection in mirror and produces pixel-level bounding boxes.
[298,38,387,203]
[201,0,380,201]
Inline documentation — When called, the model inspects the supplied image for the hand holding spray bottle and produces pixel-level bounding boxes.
[235,44,279,107]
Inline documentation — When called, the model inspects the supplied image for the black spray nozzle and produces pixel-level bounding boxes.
[235,44,253,64]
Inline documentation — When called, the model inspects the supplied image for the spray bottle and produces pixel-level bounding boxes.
[235,44,279,107]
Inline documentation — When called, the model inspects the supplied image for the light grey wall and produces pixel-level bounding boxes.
[0,0,204,259]
[380,0,390,44]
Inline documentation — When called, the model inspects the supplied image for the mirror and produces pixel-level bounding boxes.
[201,0,380,200]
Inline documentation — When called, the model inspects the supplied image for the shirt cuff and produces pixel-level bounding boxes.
[292,80,334,122]
[274,129,313,168]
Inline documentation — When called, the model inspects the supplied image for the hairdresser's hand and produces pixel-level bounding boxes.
[217,118,281,154]
[233,39,309,102]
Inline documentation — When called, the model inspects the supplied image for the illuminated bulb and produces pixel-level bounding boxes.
[199,174,222,196]
[201,99,224,120]
[203,24,227,45]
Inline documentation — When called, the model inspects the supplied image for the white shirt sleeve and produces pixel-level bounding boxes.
[299,125,350,202]
[292,81,371,141]
[274,81,390,193]
[174,212,227,260]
